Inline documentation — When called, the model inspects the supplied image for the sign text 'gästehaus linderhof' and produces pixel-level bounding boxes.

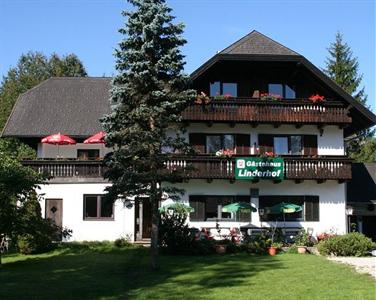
[235,157,284,180]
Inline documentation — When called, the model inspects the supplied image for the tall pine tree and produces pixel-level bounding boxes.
[101,0,195,269]
[324,32,374,160]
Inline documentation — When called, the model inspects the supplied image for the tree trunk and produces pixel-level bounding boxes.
[150,186,160,270]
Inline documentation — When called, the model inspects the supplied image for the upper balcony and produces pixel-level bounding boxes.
[22,155,352,184]
[182,98,351,127]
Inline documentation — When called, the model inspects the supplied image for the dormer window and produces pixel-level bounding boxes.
[210,82,237,97]
[268,83,295,99]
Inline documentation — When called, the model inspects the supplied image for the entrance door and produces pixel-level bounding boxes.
[142,199,152,238]
[362,216,376,241]
[45,199,63,228]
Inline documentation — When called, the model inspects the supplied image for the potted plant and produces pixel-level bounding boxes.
[294,229,311,254]
[260,93,282,101]
[268,242,282,256]
[195,91,211,104]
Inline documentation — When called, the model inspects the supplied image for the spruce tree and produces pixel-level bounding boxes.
[324,32,374,160]
[101,0,195,269]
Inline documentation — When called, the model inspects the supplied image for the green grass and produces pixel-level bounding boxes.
[1,244,375,300]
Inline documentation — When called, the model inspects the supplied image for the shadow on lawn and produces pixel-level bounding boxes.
[0,246,283,300]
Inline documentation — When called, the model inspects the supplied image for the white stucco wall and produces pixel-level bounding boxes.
[38,183,134,241]
[37,143,112,159]
[165,179,347,236]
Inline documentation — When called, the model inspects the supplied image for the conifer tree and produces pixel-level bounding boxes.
[101,0,195,269]
[324,32,374,160]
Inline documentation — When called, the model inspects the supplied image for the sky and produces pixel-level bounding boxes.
[0,0,375,111]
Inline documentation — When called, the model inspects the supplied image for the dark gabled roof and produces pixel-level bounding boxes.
[1,77,111,138]
[347,163,376,203]
[220,30,300,56]
[190,30,376,136]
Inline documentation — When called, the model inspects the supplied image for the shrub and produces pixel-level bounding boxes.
[158,209,194,254]
[190,239,215,255]
[243,233,271,254]
[114,236,132,248]
[317,232,376,257]
[294,229,315,247]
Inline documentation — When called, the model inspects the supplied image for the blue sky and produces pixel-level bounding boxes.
[0,0,375,111]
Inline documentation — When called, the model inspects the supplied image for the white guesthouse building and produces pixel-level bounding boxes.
[2,31,376,242]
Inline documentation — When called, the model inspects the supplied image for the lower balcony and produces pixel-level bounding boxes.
[22,156,352,183]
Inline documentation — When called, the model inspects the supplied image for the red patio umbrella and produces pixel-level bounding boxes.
[83,131,106,158]
[41,133,76,157]
[83,131,106,144]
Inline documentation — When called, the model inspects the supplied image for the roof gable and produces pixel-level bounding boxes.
[220,30,299,56]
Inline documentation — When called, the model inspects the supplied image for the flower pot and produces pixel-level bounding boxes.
[268,246,277,256]
[215,244,227,254]
[297,246,307,254]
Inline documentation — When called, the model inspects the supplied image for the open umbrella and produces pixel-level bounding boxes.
[268,202,303,232]
[222,202,257,222]
[83,131,106,144]
[159,202,194,213]
[83,131,106,158]
[222,202,257,213]
[41,133,76,157]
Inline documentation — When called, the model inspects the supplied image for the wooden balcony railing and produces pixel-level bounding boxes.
[182,99,351,125]
[22,160,105,181]
[22,155,352,182]
[165,156,352,181]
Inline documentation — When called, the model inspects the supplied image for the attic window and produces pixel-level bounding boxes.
[210,82,237,97]
[268,83,296,99]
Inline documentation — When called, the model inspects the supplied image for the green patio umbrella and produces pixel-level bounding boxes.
[159,202,194,213]
[222,202,257,213]
[268,202,303,231]
[269,202,302,214]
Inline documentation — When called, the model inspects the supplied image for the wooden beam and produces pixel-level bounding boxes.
[229,122,236,128]
[317,179,326,184]
[206,121,213,127]
[294,179,303,184]
[206,178,213,183]
[295,123,303,129]
[273,123,281,128]
[251,123,259,128]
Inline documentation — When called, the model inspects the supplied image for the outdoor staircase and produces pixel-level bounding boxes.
[134,238,151,247]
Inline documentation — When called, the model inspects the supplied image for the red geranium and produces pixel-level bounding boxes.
[309,94,325,103]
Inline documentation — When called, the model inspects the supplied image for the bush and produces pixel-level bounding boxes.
[114,237,132,248]
[317,232,376,257]
[243,233,271,254]
[158,209,194,254]
[190,239,215,255]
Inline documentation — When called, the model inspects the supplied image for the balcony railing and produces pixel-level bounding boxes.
[23,156,352,182]
[165,156,352,181]
[182,98,351,125]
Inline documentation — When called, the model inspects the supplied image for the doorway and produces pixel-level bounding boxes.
[45,199,63,228]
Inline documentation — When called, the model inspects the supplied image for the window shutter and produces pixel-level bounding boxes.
[305,196,319,221]
[189,196,205,221]
[303,135,318,156]
[236,134,250,155]
[258,134,274,154]
[189,133,206,154]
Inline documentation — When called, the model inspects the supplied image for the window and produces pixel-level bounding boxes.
[189,195,251,222]
[209,82,238,97]
[268,83,295,99]
[259,195,319,222]
[273,135,302,155]
[206,134,235,154]
[77,149,100,160]
[83,195,114,220]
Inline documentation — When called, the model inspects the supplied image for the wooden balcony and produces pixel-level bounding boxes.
[22,156,352,183]
[22,160,106,183]
[165,156,352,182]
[182,98,351,126]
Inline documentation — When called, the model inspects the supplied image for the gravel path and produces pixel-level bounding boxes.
[328,256,376,278]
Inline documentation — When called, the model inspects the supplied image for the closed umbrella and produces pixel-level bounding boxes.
[41,133,76,157]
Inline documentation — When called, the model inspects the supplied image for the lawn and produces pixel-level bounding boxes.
[0,244,375,300]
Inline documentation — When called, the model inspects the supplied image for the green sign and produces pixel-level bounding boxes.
[235,157,284,180]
